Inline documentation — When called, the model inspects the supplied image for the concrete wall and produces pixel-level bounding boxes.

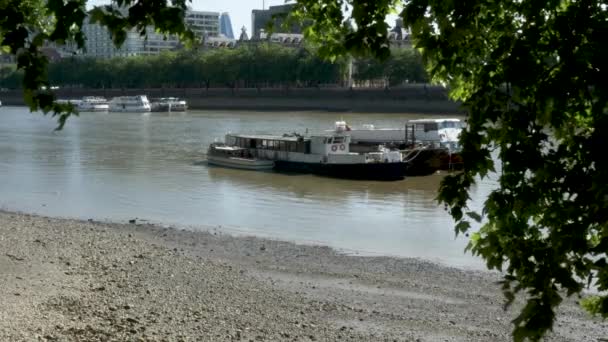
[0,86,462,114]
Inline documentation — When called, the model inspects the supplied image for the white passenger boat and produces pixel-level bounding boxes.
[78,96,109,112]
[207,144,275,170]
[109,95,151,112]
[332,118,463,148]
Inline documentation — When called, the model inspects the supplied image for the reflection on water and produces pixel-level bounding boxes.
[0,106,486,268]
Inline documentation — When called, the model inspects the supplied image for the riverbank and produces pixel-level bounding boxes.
[0,86,462,114]
[1,211,605,341]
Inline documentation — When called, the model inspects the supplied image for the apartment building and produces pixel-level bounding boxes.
[82,9,220,58]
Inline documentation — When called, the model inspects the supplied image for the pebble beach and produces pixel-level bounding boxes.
[1,211,606,341]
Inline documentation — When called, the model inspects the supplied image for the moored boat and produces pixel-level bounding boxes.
[150,97,187,112]
[207,144,275,170]
[109,95,151,112]
[78,96,109,112]
[209,129,405,181]
[332,118,463,148]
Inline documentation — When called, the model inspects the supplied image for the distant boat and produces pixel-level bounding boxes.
[150,97,187,112]
[109,95,151,112]
[78,96,109,112]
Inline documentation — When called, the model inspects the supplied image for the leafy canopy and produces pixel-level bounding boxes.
[294,0,608,340]
[2,0,606,340]
[0,0,193,129]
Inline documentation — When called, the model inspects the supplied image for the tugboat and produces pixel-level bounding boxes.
[208,123,405,181]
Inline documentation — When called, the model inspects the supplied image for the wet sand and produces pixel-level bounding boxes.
[1,211,606,341]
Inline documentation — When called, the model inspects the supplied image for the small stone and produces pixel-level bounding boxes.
[260,245,266,251]
[124,304,132,310]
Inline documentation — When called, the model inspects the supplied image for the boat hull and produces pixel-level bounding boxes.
[274,160,405,181]
[109,106,151,112]
[79,105,109,112]
[207,155,274,170]
[150,103,187,112]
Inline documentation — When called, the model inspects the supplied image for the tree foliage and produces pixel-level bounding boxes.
[43,44,344,88]
[0,0,193,129]
[355,48,427,86]
[294,0,608,341]
[2,44,427,89]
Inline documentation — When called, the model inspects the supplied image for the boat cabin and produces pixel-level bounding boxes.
[406,118,463,146]
[225,133,353,156]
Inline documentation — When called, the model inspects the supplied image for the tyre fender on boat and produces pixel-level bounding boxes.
[339,144,346,151]
[331,145,338,152]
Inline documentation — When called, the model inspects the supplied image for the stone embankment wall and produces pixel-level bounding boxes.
[1,85,462,114]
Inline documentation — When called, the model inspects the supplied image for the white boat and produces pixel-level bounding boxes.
[207,144,275,170]
[150,97,187,112]
[78,96,109,112]
[333,118,463,147]
[406,118,463,146]
[56,99,81,106]
[109,95,151,112]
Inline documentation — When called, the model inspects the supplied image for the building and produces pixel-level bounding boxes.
[219,13,234,39]
[251,3,302,39]
[186,10,220,38]
[82,8,220,58]
[259,32,303,47]
[83,16,145,58]
[388,18,411,49]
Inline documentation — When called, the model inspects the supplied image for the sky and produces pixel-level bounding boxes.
[88,1,400,39]
[88,0,297,38]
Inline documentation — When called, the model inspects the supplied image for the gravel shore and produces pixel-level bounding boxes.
[1,211,606,341]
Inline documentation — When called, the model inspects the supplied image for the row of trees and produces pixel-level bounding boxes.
[0,44,428,89]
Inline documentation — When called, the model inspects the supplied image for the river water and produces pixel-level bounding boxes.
[0,106,490,268]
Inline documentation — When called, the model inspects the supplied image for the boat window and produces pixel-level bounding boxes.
[279,141,286,151]
[261,140,267,149]
[440,121,458,128]
[327,137,333,144]
[333,136,344,144]
[424,123,439,132]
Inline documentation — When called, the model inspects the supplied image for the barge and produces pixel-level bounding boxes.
[207,129,405,181]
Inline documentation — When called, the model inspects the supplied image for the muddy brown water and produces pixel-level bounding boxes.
[0,106,492,268]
